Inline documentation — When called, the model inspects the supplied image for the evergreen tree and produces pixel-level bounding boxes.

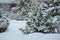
[51,0,60,13]
[19,0,60,34]
[0,10,9,33]
[17,0,32,20]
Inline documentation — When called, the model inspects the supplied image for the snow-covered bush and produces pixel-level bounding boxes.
[0,11,9,33]
[19,0,60,34]
[16,0,32,20]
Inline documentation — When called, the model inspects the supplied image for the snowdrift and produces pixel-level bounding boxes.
[0,20,60,40]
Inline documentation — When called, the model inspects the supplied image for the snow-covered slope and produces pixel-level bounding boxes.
[0,20,60,40]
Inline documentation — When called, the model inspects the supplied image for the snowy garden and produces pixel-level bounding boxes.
[0,0,60,40]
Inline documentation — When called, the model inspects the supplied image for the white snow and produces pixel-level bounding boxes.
[0,20,60,40]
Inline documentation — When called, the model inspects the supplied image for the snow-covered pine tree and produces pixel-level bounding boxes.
[0,10,9,33]
[50,0,60,14]
[16,0,32,20]
[50,0,60,33]
[19,0,60,34]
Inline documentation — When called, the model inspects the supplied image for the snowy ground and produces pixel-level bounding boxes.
[0,20,60,40]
